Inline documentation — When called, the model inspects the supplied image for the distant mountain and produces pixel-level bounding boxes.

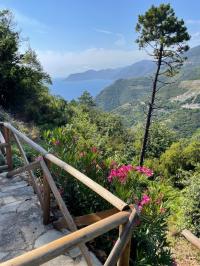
[95,45,200,136]
[65,60,155,81]
[65,68,121,81]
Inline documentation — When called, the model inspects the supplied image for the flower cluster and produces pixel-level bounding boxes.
[108,164,154,183]
[138,194,151,210]
[134,166,153,177]
[108,165,133,183]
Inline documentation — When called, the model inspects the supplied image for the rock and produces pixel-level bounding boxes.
[61,229,81,258]
[74,252,102,266]
[41,255,74,266]
[0,181,28,192]
[0,252,9,260]
[0,200,22,214]
[34,229,65,248]
[2,196,17,205]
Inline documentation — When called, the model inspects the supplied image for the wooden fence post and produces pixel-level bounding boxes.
[104,209,136,266]
[3,126,13,171]
[117,224,131,266]
[42,158,51,225]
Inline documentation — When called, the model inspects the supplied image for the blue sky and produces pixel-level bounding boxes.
[1,0,200,77]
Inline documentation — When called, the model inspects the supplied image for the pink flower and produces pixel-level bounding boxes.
[141,194,151,204]
[108,164,133,184]
[138,194,151,210]
[91,146,98,153]
[134,166,153,177]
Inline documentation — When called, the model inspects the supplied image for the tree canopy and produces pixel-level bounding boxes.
[136,4,190,165]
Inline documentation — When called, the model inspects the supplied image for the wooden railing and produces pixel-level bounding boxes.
[0,122,137,266]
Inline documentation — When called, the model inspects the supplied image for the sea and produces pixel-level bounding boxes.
[49,78,113,101]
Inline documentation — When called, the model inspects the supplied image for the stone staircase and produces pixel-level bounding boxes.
[0,172,101,266]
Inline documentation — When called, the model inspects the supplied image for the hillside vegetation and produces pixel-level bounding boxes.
[96,46,200,136]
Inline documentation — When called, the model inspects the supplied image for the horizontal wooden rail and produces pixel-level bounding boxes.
[181,229,200,250]
[74,208,119,227]
[1,122,128,211]
[0,143,9,148]
[6,160,40,178]
[0,211,130,266]
[54,208,119,229]
[0,165,8,171]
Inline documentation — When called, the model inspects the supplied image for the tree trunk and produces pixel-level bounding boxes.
[139,45,163,166]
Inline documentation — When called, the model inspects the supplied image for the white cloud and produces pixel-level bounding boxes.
[186,19,200,25]
[94,28,113,34]
[37,48,148,78]
[94,28,127,47]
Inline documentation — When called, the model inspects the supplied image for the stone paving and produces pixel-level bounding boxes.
[0,172,102,265]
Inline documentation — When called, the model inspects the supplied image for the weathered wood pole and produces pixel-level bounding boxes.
[104,209,137,266]
[42,158,51,225]
[117,224,131,266]
[40,159,93,266]
[3,126,13,170]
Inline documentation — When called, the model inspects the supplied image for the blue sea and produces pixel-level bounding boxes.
[49,78,113,101]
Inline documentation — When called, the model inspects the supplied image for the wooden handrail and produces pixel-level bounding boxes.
[0,211,130,266]
[1,122,128,211]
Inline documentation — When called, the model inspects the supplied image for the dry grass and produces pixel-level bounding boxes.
[171,237,200,266]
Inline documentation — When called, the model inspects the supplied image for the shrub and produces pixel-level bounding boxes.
[181,168,200,236]
[107,164,173,265]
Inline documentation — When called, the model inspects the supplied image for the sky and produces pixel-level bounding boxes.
[1,0,200,77]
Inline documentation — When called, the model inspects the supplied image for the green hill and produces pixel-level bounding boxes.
[65,60,155,81]
[95,45,200,136]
